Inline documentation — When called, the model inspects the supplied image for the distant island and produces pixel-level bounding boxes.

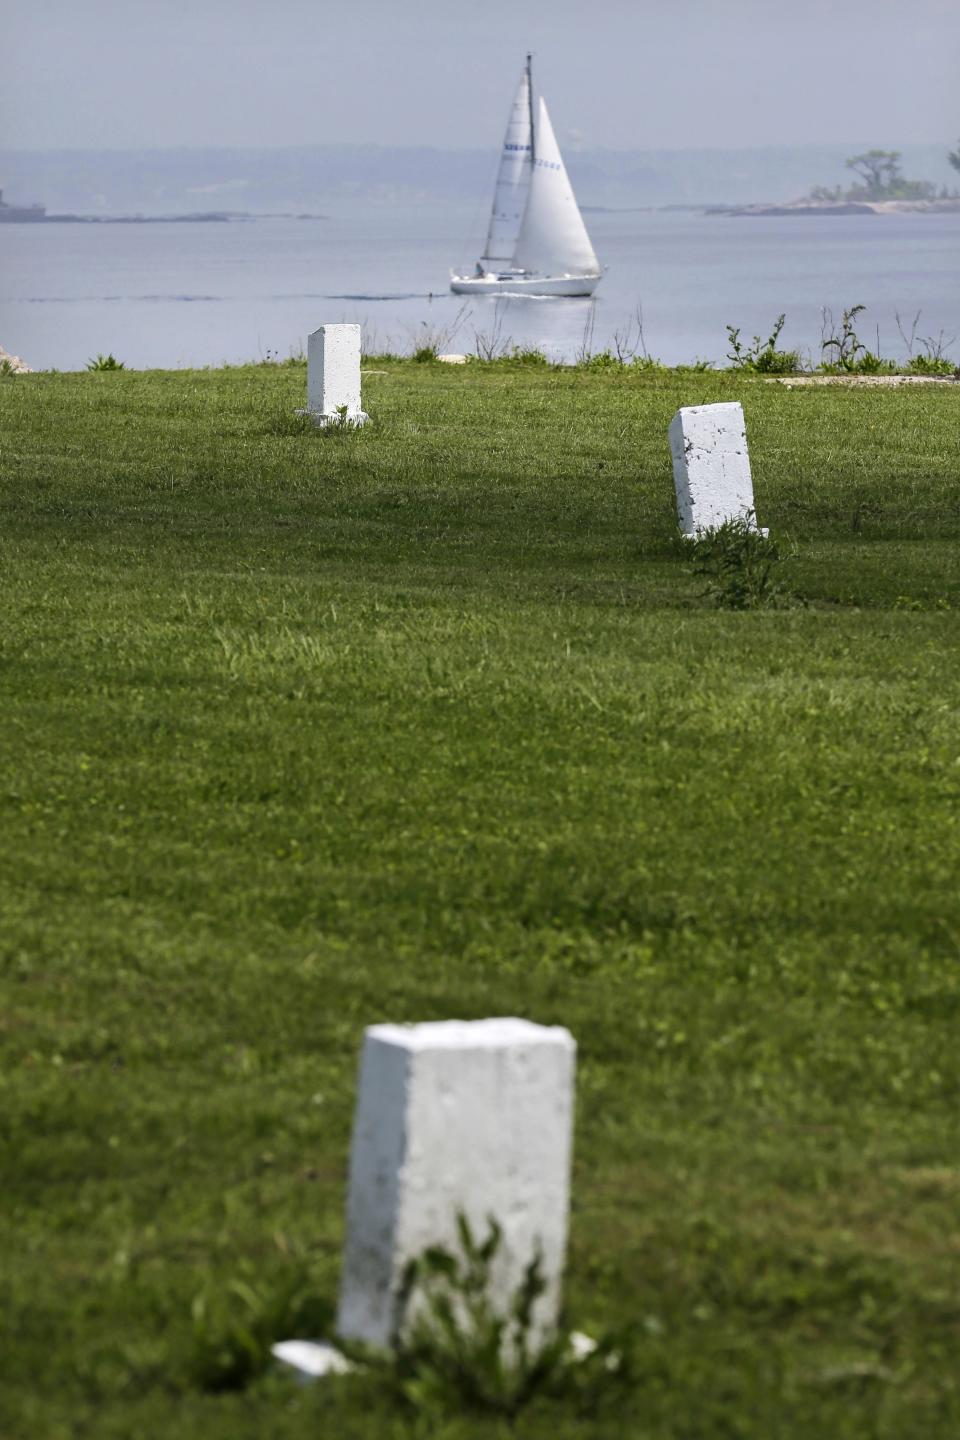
[0,190,325,224]
[711,146,960,217]
[709,197,960,217]
[0,188,46,221]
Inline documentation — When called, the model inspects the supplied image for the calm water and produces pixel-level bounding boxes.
[1,202,958,371]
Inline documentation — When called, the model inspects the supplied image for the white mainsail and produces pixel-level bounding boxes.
[479,65,532,273]
[510,97,600,278]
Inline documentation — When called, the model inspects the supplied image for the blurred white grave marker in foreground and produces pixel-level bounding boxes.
[303,323,369,426]
[669,401,765,536]
[336,1017,576,1349]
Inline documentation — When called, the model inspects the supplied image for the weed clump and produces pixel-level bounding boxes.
[189,1264,332,1393]
[726,314,800,374]
[906,353,956,377]
[506,345,549,366]
[355,1215,630,1420]
[686,514,796,610]
[86,353,126,371]
[185,1217,630,1420]
[819,304,888,374]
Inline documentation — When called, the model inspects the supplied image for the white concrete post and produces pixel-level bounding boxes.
[336,1018,576,1350]
[304,323,368,426]
[669,401,764,536]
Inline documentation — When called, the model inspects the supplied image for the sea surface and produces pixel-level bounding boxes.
[1,201,958,371]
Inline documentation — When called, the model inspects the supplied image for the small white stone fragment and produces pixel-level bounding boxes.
[568,1330,598,1362]
[271,1339,353,1381]
[303,323,369,426]
[668,401,764,536]
[568,1330,621,1371]
[336,1017,577,1351]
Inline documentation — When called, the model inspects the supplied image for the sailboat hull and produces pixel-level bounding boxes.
[450,272,601,297]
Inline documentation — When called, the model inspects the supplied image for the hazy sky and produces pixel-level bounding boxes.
[5,0,959,152]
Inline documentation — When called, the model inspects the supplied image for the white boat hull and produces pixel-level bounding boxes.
[450,272,601,298]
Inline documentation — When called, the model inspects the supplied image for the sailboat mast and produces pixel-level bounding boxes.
[526,53,535,164]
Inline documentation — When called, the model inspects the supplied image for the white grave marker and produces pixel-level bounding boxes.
[669,401,765,536]
[336,1017,576,1350]
[303,323,369,426]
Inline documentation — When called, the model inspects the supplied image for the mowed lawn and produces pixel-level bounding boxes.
[1,361,959,1438]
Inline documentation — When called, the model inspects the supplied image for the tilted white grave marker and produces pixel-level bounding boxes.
[303,323,369,426]
[336,1017,576,1350]
[669,401,765,536]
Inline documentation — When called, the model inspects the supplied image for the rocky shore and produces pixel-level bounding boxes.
[0,346,33,373]
[708,197,960,217]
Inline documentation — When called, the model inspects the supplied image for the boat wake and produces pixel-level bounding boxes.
[469,290,584,303]
[10,292,437,305]
[321,292,435,302]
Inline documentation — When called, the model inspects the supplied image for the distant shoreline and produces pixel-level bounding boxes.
[3,199,958,225]
[0,210,328,225]
[707,198,960,217]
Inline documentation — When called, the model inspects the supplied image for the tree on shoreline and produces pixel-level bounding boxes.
[844,149,936,201]
[808,149,941,204]
[846,150,900,196]
[949,141,960,175]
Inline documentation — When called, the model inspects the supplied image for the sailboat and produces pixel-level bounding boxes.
[450,55,602,297]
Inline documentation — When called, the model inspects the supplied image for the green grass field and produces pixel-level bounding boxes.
[2,360,959,1438]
